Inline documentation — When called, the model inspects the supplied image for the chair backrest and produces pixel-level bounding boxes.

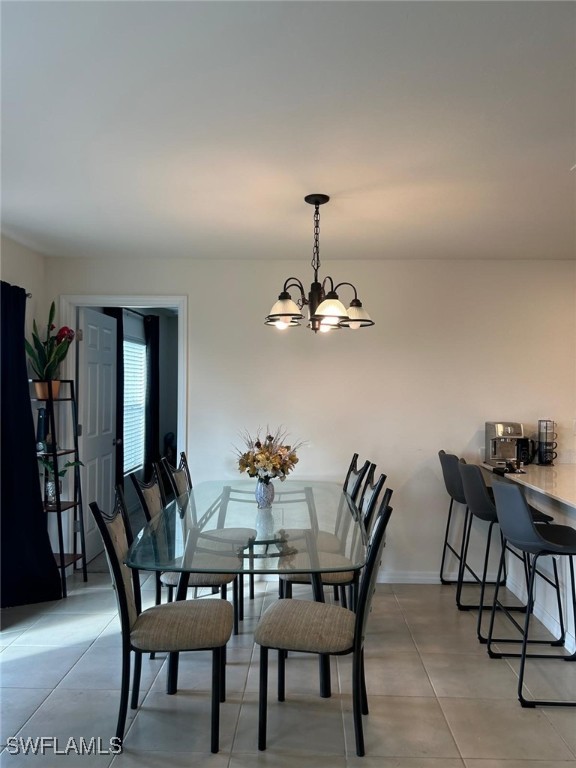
[438,450,467,505]
[130,464,167,522]
[357,467,386,533]
[343,453,371,502]
[162,451,192,498]
[491,481,545,553]
[354,496,394,649]
[458,463,496,523]
[89,488,141,636]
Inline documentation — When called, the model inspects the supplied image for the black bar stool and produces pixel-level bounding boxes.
[459,463,553,642]
[438,450,469,588]
[438,451,504,608]
[488,481,576,707]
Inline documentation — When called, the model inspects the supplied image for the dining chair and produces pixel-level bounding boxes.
[130,466,168,606]
[162,451,192,498]
[279,473,389,607]
[317,462,380,555]
[254,496,394,756]
[458,462,553,642]
[130,465,243,634]
[89,487,234,753]
[343,452,372,502]
[277,456,375,604]
[487,481,576,707]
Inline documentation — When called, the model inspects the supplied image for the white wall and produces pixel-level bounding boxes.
[4,236,575,581]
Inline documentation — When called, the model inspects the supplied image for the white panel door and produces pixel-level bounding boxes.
[78,308,117,562]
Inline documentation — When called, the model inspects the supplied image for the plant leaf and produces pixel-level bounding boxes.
[47,301,55,333]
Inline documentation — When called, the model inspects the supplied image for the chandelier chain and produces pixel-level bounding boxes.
[311,203,321,274]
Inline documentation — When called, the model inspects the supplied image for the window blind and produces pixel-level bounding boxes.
[123,339,147,474]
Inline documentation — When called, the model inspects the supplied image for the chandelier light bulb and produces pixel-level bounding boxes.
[339,299,374,330]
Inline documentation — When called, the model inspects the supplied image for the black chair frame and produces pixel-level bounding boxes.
[162,451,192,499]
[487,481,576,707]
[130,464,167,607]
[438,450,505,609]
[90,488,229,752]
[257,500,394,757]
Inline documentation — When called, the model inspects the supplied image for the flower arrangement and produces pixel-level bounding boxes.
[236,427,303,484]
[25,301,75,380]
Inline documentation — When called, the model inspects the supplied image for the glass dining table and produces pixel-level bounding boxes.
[125,478,367,696]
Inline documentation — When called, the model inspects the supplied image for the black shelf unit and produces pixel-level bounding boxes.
[31,379,87,597]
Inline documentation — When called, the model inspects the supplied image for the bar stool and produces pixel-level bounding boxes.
[438,450,468,587]
[438,451,502,609]
[458,463,552,642]
[488,481,576,707]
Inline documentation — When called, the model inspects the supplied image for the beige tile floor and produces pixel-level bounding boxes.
[1,570,575,767]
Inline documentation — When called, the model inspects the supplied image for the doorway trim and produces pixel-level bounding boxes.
[59,294,188,457]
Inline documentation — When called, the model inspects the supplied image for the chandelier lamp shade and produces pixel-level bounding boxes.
[264,194,375,333]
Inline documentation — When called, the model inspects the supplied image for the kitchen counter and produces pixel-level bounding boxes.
[501,464,576,510]
[482,463,576,511]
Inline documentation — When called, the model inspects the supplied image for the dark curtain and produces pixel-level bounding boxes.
[143,315,160,482]
[1,281,61,606]
[103,308,124,490]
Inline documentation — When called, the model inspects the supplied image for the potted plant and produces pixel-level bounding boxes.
[38,455,83,505]
[25,301,75,398]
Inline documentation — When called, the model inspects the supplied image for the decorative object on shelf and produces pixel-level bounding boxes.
[265,194,375,333]
[38,455,83,505]
[235,427,303,508]
[44,478,62,506]
[25,300,75,385]
[36,407,48,452]
[33,381,61,400]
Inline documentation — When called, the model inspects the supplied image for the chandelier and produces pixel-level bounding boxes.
[264,194,375,333]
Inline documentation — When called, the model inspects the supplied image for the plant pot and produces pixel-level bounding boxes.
[35,380,60,399]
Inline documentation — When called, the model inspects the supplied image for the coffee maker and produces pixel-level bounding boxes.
[485,422,525,467]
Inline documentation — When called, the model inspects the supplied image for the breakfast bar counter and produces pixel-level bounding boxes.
[502,464,576,511]
[482,463,576,519]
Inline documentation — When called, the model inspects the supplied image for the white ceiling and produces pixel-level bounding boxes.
[1,1,575,262]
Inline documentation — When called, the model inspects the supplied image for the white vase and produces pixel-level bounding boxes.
[255,508,274,542]
[255,480,275,509]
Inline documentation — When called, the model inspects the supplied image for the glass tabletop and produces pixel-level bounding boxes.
[125,479,367,575]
